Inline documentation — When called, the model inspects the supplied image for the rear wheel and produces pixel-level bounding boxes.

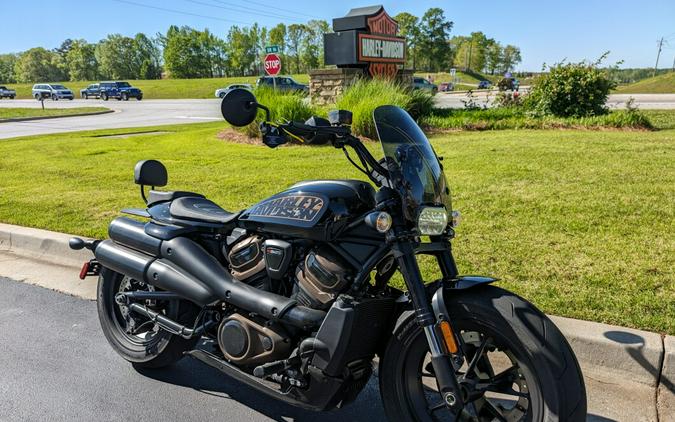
[380,286,586,421]
[97,268,200,368]
[121,92,129,101]
[101,92,108,101]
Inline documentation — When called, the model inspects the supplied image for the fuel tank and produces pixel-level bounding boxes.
[238,180,376,240]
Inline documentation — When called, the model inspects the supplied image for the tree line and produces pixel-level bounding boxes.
[0,8,522,83]
[394,9,522,75]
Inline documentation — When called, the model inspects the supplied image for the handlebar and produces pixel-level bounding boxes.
[264,120,389,186]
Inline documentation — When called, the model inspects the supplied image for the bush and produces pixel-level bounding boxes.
[336,78,433,139]
[241,86,318,138]
[493,91,524,108]
[526,59,617,117]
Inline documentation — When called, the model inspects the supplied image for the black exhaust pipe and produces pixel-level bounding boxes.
[95,240,217,306]
[108,217,161,255]
[94,237,325,329]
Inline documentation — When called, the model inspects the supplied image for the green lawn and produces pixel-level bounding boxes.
[0,107,109,120]
[616,72,675,94]
[4,74,310,100]
[0,123,673,334]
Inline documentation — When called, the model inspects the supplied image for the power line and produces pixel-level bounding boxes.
[222,0,322,20]
[183,0,304,23]
[110,0,252,25]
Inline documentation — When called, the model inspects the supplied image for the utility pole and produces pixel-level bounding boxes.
[654,37,664,77]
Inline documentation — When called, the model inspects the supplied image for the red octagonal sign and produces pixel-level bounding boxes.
[264,53,281,76]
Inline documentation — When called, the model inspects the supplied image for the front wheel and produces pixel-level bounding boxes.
[97,268,200,368]
[379,286,586,421]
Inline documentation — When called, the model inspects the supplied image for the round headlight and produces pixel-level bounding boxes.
[417,207,448,236]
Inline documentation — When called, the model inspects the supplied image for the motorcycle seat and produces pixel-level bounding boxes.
[147,190,204,206]
[169,196,239,224]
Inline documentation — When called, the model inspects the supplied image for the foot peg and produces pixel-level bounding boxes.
[253,358,296,378]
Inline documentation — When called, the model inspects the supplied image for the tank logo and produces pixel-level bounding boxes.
[248,195,325,222]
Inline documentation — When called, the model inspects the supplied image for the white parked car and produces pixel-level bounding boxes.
[32,83,74,100]
[0,85,16,99]
[215,84,252,98]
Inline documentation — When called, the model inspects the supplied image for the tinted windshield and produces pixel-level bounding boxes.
[116,82,131,88]
[52,85,67,90]
[374,105,451,218]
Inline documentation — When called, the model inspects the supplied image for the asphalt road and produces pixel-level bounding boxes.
[2,93,674,140]
[0,99,223,140]
[434,91,675,110]
[0,277,386,422]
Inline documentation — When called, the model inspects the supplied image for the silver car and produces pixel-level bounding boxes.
[215,84,253,98]
[32,83,74,100]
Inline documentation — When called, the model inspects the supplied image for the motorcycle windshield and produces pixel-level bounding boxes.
[373,105,451,217]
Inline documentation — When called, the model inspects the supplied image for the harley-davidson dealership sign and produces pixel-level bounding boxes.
[324,6,406,78]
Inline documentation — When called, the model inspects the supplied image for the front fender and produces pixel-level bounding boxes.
[430,275,498,321]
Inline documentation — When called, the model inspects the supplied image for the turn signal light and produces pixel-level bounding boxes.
[439,320,458,354]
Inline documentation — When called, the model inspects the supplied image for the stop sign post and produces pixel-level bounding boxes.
[264,53,281,89]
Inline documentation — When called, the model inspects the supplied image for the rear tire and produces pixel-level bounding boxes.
[379,285,586,421]
[97,268,200,368]
[101,92,108,101]
[121,92,129,101]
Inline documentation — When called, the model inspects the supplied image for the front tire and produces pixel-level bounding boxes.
[97,268,199,368]
[379,285,586,421]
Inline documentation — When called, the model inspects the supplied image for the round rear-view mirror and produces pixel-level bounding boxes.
[221,88,258,126]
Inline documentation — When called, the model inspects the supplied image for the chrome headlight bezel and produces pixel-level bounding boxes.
[417,206,449,236]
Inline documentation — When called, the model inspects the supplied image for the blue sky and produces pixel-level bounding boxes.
[1,0,674,70]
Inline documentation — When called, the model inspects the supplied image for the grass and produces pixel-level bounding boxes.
[422,107,660,131]
[615,72,675,94]
[0,107,109,120]
[3,74,310,100]
[0,122,673,334]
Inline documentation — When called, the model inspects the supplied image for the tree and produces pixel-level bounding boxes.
[95,34,139,79]
[395,12,421,69]
[134,33,162,79]
[305,20,330,67]
[0,54,18,83]
[66,40,99,81]
[226,26,255,76]
[484,40,503,75]
[501,45,522,72]
[163,26,219,78]
[14,48,66,82]
[419,8,453,72]
[268,23,287,65]
[286,24,307,74]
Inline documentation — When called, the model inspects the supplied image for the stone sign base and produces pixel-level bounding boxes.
[309,68,414,105]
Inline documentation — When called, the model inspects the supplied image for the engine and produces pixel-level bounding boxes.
[225,232,354,310]
[221,232,355,366]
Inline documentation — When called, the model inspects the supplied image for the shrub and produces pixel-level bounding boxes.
[241,86,318,138]
[336,78,433,139]
[493,91,524,108]
[526,58,617,117]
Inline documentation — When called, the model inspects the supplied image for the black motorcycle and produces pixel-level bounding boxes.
[70,88,586,421]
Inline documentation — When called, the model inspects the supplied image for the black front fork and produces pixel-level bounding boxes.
[390,236,465,413]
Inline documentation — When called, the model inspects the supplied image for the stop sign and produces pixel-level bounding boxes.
[264,53,281,76]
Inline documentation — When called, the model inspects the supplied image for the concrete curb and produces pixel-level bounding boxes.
[0,222,92,268]
[0,109,114,123]
[659,335,675,421]
[0,222,672,418]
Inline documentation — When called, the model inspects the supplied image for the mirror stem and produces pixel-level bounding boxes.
[256,103,271,122]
